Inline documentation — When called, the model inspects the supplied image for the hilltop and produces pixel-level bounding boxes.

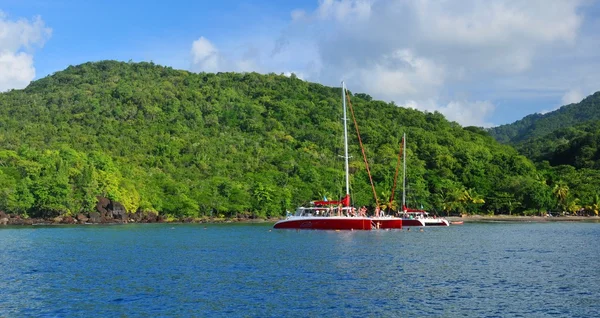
[0,61,596,219]
[488,91,600,144]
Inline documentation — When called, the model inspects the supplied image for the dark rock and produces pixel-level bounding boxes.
[100,211,112,222]
[77,213,88,223]
[142,211,159,223]
[96,196,110,214]
[109,201,127,220]
[0,210,7,218]
[10,217,33,225]
[61,216,75,224]
[89,211,101,223]
[129,211,143,222]
[9,216,22,225]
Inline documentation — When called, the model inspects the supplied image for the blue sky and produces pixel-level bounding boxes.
[2,0,600,127]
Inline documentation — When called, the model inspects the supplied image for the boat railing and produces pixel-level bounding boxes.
[293,206,363,218]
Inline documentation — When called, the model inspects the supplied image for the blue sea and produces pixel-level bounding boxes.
[1,222,599,317]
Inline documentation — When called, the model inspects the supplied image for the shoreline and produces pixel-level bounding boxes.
[2,215,599,226]
[0,215,282,226]
[446,215,600,223]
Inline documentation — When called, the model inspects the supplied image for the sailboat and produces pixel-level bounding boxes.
[369,132,414,229]
[273,82,374,230]
[399,133,449,227]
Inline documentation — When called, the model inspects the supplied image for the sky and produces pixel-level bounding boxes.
[1,0,600,127]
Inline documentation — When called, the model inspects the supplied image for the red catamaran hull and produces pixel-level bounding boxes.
[400,218,426,227]
[371,218,403,229]
[274,217,372,230]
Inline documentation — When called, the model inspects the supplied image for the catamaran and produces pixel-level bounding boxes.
[398,133,448,227]
[274,82,377,230]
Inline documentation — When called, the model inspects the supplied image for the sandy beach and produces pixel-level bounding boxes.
[446,215,600,223]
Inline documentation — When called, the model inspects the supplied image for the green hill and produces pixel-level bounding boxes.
[0,61,596,218]
[516,120,600,169]
[489,91,600,144]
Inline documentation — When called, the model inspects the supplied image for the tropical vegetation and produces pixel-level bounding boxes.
[0,61,597,219]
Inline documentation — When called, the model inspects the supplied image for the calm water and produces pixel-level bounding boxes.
[1,222,599,317]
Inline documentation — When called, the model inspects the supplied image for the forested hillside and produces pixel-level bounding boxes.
[0,61,597,219]
[489,92,600,144]
[516,120,600,169]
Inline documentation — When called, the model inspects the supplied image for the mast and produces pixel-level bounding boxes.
[342,81,350,199]
[402,133,406,211]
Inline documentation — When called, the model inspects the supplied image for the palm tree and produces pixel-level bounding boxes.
[552,182,569,212]
[566,198,580,215]
[378,190,397,214]
[465,188,485,214]
[444,187,465,216]
[585,194,600,216]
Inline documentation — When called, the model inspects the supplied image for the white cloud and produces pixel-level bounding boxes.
[316,0,372,22]
[190,37,221,72]
[296,0,587,126]
[354,49,445,100]
[561,88,584,105]
[187,0,594,126]
[190,36,262,73]
[0,52,36,92]
[0,11,51,91]
[539,87,586,114]
[291,9,306,21]
[283,71,305,80]
[405,99,496,128]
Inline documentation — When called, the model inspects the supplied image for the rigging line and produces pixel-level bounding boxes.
[389,135,403,213]
[345,89,379,207]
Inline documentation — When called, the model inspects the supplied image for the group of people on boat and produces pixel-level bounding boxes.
[301,205,391,218]
[306,204,432,218]
[307,204,442,220]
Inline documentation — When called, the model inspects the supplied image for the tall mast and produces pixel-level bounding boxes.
[342,81,350,197]
[402,133,406,210]
[342,81,350,199]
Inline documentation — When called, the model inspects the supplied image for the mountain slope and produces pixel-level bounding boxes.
[489,91,600,144]
[0,61,593,218]
[516,120,600,169]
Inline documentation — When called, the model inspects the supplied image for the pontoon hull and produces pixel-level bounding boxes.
[400,218,426,227]
[371,217,404,229]
[423,219,450,226]
[274,217,372,230]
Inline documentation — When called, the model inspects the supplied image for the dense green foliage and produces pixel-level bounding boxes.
[488,92,600,144]
[515,120,600,169]
[0,61,597,218]
[486,92,600,217]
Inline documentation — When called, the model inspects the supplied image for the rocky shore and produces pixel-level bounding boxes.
[1,197,598,226]
[0,196,278,226]
[0,197,159,226]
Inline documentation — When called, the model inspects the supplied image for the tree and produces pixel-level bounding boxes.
[591,194,600,216]
[553,182,570,212]
[0,60,595,220]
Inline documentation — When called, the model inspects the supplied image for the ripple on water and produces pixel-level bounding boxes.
[0,222,599,316]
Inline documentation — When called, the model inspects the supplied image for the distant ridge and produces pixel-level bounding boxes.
[488,91,600,144]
